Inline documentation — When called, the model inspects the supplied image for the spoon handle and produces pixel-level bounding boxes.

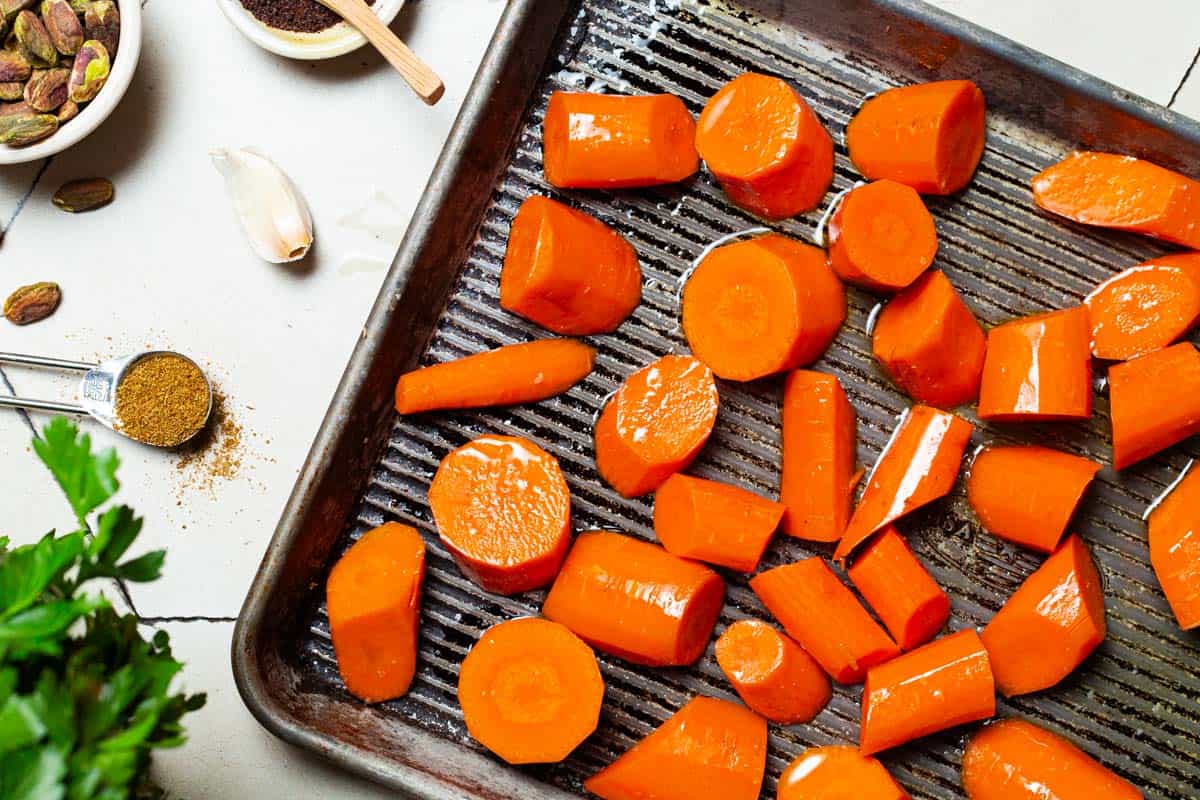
[323,0,444,105]
[0,351,94,371]
[0,395,87,415]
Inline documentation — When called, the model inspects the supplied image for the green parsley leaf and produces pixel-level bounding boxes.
[33,419,119,526]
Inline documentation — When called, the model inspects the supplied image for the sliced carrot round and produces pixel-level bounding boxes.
[828,180,938,292]
[778,746,909,800]
[1085,253,1200,360]
[653,474,784,572]
[715,619,831,724]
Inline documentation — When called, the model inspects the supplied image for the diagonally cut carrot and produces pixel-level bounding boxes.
[1146,463,1200,630]
[827,179,938,292]
[847,526,950,651]
[1086,253,1200,360]
[1108,342,1200,470]
[653,474,784,572]
[715,619,831,724]
[778,746,910,800]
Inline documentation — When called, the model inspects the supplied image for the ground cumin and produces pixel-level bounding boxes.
[114,354,211,448]
[240,0,376,34]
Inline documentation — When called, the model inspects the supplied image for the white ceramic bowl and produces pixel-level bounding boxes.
[216,0,405,61]
[0,0,142,165]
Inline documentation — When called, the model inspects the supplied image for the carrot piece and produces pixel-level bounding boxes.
[585,696,767,800]
[872,270,986,406]
[1109,342,1200,470]
[780,370,858,542]
[860,629,996,755]
[457,617,604,765]
[846,80,986,195]
[847,526,950,650]
[595,354,719,497]
[835,405,973,561]
[326,522,425,703]
[500,195,641,335]
[541,531,725,666]
[653,474,784,572]
[751,558,899,684]
[1147,464,1200,630]
[980,534,1105,697]
[778,746,909,800]
[827,180,939,292]
[1085,253,1200,360]
[966,445,1101,553]
[428,435,570,595]
[1032,151,1200,248]
[682,234,845,380]
[714,619,831,724]
[977,306,1093,422]
[542,91,699,189]
[695,72,834,219]
[963,719,1142,800]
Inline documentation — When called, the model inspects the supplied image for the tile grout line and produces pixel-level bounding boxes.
[138,615,237,625]
[1168,45,1200,108]
[2,156,53,239]
[0,366,39,437]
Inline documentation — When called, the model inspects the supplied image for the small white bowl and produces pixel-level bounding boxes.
[215,0,405,61]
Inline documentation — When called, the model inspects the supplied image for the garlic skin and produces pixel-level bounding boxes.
[211,147,313,263]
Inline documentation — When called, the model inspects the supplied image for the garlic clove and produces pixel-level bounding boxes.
[211,147,314,264]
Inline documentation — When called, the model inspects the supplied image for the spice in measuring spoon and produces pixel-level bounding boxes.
[114,353,212,448]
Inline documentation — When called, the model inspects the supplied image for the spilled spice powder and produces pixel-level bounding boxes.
[115,354,211,448]
[174,389,245,497]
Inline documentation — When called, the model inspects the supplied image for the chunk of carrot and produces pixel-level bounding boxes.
[714,619,832,724]
[778,746,910,800]
[1032,151,1200,249]
[1085,253,1200,360]
[428,435,570,595]
[751,558,899,684]
[872,270,986,407]
[1108,342,1200,470]
[695,72,834,219]
[966,445,1101,553]
[828,180,939,292]
[543,91,699,189]
[980,534,1105,697]
[326,522,426,703]
[500,196,641,335]
[977,306,1093,422]
[846,80,986,195]
[457,617,604,765]
[585,696,767,800]
[835,405,973,561]
[860,629,996,755]
[541,531,725,666]
[847,526,950,651]
[682,234,845,380]
[595,354,719,497]
[653,474,784,572]
[1146,463,1200,630]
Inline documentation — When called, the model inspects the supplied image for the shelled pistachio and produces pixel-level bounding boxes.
[52,176,111,211]
[0,98,29,114]
[24,66,65,110]
[82,0,114,54]
[53,95,72,118]
[0,48,28,80]
[13,9,54,65]
[0,109,56,144]
[66,36,102,101]
[0,80,21,99]
[41,0,81,54]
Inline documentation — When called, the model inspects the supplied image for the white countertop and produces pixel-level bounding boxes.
[0,0,1197,796]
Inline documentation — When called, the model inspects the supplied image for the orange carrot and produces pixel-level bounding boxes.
[1032,151,1200,248]
[835,405,972,561]
[980,534,1105,697]
[847,526,950,650]
[541,531,725,666]
[595,354,719,497]
[428,435,570,595]
[872,270,986,406]
[585,696,767,800]
[1146,463,1200,630]
[1085,253,1200,360]
[779,370,858,542]
[457,617,604,765]
[543,91,699,189]
[653,474,784,572]
[326,522,425,703]
[714,619,831,724]
[751,558,899,684]
[1109,342,1200,470]
[827,179,939,292]
[394,339,595,415]
[500,195,641,335]
[695,72,834,219]
[860,629,996,755]
[846,80,986,195]
[966,445,1101,553]
[778,746,909,800]
[977,306,1093,422]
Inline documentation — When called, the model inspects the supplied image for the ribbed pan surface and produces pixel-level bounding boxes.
[295,1,1200,797]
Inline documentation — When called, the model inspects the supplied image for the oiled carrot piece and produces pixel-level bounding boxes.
[682,234,846,380]
[872,270,986,407]
[595,354,719,497]
[778,746,910,800]
[500,196,641,335]
[653,474,784,572]
[1086,253,1200,360]
[860,629,996,755]
[977,306,1093,422]
[543,91,699,189]
[1032,151,1200,249]
[967,445,1101,553]
[541,531,725,666]
[846,80,986,195]
[457,618,604,765]
[980,535,1105,697]
[696,72,834,219]
[585,696,767,800]
[751,558,899,684]
[828,180,938,292]
[1109,342,1200,470]
[1146,464,1200,630]
[715,619,831,724]
[327,522,426,703]
[847,527,950,651]
[429,435,570,595]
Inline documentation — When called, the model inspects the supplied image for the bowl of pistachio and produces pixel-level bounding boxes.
[0,0,139,164]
